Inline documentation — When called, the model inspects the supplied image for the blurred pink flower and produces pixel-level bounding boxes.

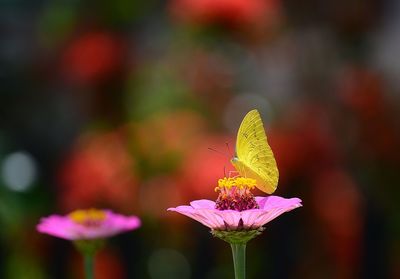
[168,196,301,230]
[37,209,141,240]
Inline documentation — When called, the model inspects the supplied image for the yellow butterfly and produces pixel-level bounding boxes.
[230,109,279,194]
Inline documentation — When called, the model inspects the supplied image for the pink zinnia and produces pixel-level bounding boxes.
[37,209,141,240]
[168,177,301,233]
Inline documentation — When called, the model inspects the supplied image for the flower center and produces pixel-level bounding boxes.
[214,177,259,211]
[69,209,106,227]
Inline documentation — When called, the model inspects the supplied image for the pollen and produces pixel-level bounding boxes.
[69,209,107,226]
[215,177,257,191]
[215,177,259,211]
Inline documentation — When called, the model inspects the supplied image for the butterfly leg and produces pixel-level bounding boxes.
[228,170,240,178]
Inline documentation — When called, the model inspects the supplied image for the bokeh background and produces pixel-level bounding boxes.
[1,0,399,278]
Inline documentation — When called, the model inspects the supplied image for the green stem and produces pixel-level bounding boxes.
[74,240,103,279]
[230,243,246,279]
[84,254,94,279]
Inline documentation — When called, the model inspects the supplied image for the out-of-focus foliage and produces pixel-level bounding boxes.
[0,0,399,278]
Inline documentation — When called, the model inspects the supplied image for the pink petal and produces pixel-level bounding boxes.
[190,199,216,209]
[169,202,225,229]
[214,210,242,229]
[167,206,196,216]
[195,209,225,229]
[36,216,78,240]
[169,206,216,228]
[240,209,266,229]
[253,208,286,227]
[256,196,302,210]
[98,212,141,238]
[167,205,195,213]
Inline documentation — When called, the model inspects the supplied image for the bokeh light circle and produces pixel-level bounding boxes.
[1,151,38,192]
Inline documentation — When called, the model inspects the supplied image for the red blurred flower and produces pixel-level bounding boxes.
[311,169,363,278]
[139,175,186,218]
[61,31,125,84]
[338,66,385,119]
[337,66,400,163]
[58,132,137,213]
[169,0,281,29]
[180,50,233,112]
[179,135,235,200]
[269,103,341,184]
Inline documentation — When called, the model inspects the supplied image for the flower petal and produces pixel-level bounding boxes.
[169,206,216,228]
[256,196,302,210]
[254,208,287,227]
[214,210,242,230]
[195,209,225,229]
[190,199,216,209]
[240,209,266,229]
[36,216,77,240]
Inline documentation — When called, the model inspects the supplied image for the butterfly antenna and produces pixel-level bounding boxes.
[208,147,229,159]
[225,142,233,157]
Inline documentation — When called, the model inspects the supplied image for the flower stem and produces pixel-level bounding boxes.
[74,239,104,279]
[230,243,246,279]
[84,254,94,279]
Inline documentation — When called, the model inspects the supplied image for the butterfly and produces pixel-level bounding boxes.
[230,109,279,194]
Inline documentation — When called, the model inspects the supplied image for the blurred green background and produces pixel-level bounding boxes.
[0,0,399,278]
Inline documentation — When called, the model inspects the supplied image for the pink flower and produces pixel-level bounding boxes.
[37,209,141,240]
[168,177,302,231]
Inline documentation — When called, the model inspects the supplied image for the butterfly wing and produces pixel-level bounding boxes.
[231,109,279,194]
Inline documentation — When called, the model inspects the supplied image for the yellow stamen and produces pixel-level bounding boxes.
[215,177,257,192]
[69,209,106,224]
